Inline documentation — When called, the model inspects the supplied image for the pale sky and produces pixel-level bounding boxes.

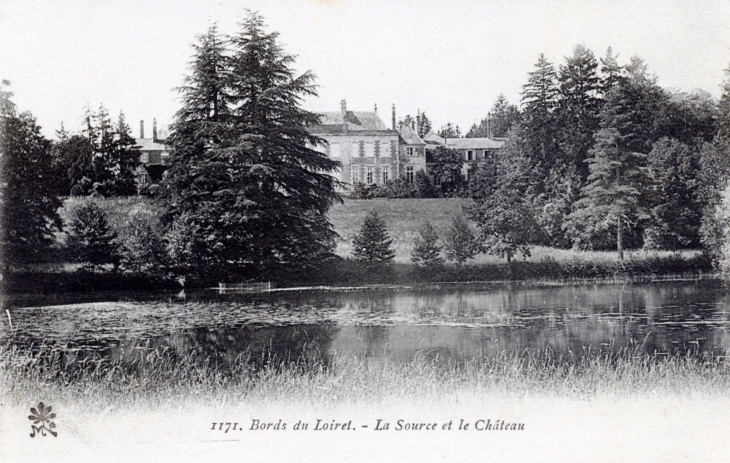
[2,0,730,138]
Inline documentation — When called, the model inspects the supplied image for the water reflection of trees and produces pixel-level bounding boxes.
[6,281,730,375]
[20,324,342,377]
[330,282,730,365]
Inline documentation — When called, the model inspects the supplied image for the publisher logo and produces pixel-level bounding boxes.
[29,402,57,438]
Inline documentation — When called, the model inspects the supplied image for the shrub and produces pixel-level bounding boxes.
[118,212,166,276]
[66,201,119,271]
[372,177,414,198]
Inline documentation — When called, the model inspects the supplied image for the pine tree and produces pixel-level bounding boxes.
[466,94,521,138]
[557,45,602,181]
[568,85,651,258]
[0,84,63,267]
[110,112,142,195]
[520,54,561,187]
[522,54,559,117]
[67,201,119,271]
[438,122,461,138]
[410,222,443,266]
[352,210,395,264]
[161,15,342,280]
[599,47,625,96]
[419,112,433,138]
[71,106,141,196]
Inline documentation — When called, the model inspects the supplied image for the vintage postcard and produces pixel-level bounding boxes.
[2,0,730,461]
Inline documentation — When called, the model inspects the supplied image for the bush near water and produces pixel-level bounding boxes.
[3,196,711,293]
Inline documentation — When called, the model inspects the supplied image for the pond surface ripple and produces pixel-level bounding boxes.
[2,280,730,372]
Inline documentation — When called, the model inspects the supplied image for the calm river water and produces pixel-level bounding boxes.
[2,280,730,371]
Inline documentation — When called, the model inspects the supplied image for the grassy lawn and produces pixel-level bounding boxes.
[56,196,704,266]
[328,198,701,264]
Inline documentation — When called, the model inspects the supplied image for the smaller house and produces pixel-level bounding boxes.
[134,118,170,187]
[424,134,505,181]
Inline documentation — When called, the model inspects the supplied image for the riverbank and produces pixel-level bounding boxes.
[2,250,714,295]
[3,345,729,412]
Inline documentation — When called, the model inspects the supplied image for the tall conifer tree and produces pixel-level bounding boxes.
[162,14,342,280]
[558,45,602,181]
[521,54,560,185]
[567,68,658,259]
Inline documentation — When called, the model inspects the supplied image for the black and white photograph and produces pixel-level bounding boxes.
[2,1,730,461]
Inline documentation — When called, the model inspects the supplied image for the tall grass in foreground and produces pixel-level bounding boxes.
[2,345,729,412]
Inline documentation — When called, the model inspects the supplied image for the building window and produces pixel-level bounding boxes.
[382,165,390,183]
[378,141,390,158]
[364,142,375,157]
[351,142,361,157]
[406,147,415,156]
[379,140,391,158]
[366,165,374,184]
[467,150,474,161]
[329,143,340,158]
[139,173,149,185]
[350,166,358,185]
[482,150,489,160]
[406,166,414,184]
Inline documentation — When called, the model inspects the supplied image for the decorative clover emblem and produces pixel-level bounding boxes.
[29,402,57,437]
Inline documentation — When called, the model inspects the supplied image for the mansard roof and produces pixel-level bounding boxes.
[318,111,389,131]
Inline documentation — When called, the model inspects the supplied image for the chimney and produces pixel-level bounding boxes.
[153,118,158,142]
[340,99,347,119]
[416,110,421,136]
[374,103,377,113]
[392,104,396,131]
[140,120,144,139]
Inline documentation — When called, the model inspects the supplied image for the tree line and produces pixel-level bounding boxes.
[357,45,730,264]
[5,25,730,285]
[468,46,730,262]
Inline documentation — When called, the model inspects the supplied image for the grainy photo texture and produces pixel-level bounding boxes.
[2,1,730,461]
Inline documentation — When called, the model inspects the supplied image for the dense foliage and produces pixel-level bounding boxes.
[443,215,480,265]
[67,201,119,271]
[160,15,342,281]
[52,106,141,197]
[0,82,63,267]
[460,47,730,266]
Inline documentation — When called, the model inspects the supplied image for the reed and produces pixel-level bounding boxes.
[2,344,729,412]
